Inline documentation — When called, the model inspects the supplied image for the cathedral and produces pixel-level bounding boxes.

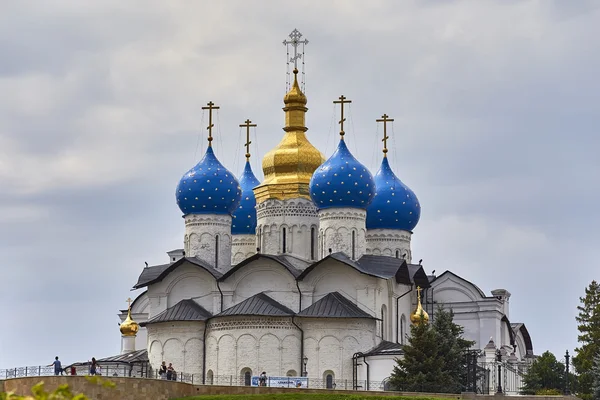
[116,31,535,390]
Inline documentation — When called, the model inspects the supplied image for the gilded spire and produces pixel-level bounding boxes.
[201,101,220,147]
[254,38,324,204]
[376,114,394,157]
[240,119,257,161]
[120,297,139,337]
[410,286,430,324]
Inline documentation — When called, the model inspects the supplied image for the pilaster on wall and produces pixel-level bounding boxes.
[365,228,412,263]
[255,198,319,262]
[318,208,366,261]
[184,214,232,272]
[232,234,256,265]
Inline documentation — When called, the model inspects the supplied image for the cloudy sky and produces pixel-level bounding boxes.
[1,0,598,368]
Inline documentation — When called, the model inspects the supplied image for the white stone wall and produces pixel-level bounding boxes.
[146,263,220,316]
[205,316,301,379]
[365,229,412,263]
[301,318,377,381]
[147,321,205,376]
[318,208,367,261]
[184,214,233,272]
[360,355,398,386]
[231,234,256,265]
[256,198,319,261]
[219,258,299,312]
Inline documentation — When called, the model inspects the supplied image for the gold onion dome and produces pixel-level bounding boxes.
[120,305,139,337]
[410,286,429,324]
[253,68,325,203]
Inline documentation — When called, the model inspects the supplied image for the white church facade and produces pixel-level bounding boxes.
[116,32,535,390]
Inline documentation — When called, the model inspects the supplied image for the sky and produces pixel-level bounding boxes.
[1,0,599,368]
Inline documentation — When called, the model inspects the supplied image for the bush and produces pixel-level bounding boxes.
[535,388,563,396]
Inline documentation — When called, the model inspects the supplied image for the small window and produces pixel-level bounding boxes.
[282,227,287,253]
[215,235,220,266]
[395,250,399,258]
[310,227,316,260]
[351,230,356,260]
[244,370,251,386]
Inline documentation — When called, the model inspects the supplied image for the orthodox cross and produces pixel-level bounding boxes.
[376,114,394,157]
[415,286,422,302]
[333,95,352,138]
[201,101,220,147]
[283,29,309,69]
[126,297,133,310]
[239,119,257,161]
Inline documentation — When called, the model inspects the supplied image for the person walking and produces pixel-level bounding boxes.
[89,357,99,376]
[166,363,175,381]
[50,357,62,376]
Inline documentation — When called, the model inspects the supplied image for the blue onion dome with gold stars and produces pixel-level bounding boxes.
[231,161,260,234]
[176,146,242,216]
[366,156,421,231]
[309,139,375,209]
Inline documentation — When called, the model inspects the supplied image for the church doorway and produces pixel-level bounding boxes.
[323,370,335,389]
[241,368,252,386]
[207,369,214,385]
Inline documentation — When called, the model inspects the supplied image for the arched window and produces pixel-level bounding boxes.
[257,227,262,251]
[395,250,399,258]
[282,227,287,253]
[286,370,297,377]
[351,230,356,260]
[207,369,214,385]
[215,235,220,266]
[400,314,407,344]
[310,227,316,260]
[381,304,387,340]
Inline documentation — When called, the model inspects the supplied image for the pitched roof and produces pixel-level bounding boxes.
[429,270,486,298]
[511,323,534,356]
[297,253,430,288]
[216,292,295,317]
[141,299,212,326]
[361,340,404,357]
[219,253,305,281]
[297,292,376,319]
[134,257,222,289]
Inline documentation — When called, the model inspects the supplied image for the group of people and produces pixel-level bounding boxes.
[50,356,101,376]
[158,361,177,381]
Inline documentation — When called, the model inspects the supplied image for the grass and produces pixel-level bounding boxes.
[171,394,452,400]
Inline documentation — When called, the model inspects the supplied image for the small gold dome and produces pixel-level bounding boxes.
[120,306,139,337]
[254,68,325,203]
[410,286,429,325]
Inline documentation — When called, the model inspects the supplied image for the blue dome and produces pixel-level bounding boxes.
[309,139,375,210]
[231,161,260,235]
[366,157,421,231]
[176,147,242,216]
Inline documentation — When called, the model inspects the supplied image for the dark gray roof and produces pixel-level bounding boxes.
[297,292,376,319]
[297,253,430,288]
[219,253,304,281]
[362,341,404,357]
[69,349,149,367]
[216,292,295,317]
[134,257,222,289]
[141,299,212,326]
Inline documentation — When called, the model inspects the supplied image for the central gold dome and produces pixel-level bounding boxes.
[254,69,325,203]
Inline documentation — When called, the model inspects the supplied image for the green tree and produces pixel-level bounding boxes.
[520,351,565,395]
[389,306,474,393]
[574,280,600,400]
[592,353,600,400]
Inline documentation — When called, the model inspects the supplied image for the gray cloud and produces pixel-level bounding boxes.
[0,0,598,366]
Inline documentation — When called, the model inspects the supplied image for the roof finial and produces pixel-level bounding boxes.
[333,95,352,139]
[202,101,220,147]
[240,119,257,161]
[120,297,139,337]
[376,114,394,157]
[283,29,308,92]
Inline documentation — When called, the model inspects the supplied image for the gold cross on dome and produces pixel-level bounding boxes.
[239,119,257,161]
[126,297,133,310]
[202,101,220,147]
[376,114,394,157]
[333,95,352,138]
[415,286,422,302]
